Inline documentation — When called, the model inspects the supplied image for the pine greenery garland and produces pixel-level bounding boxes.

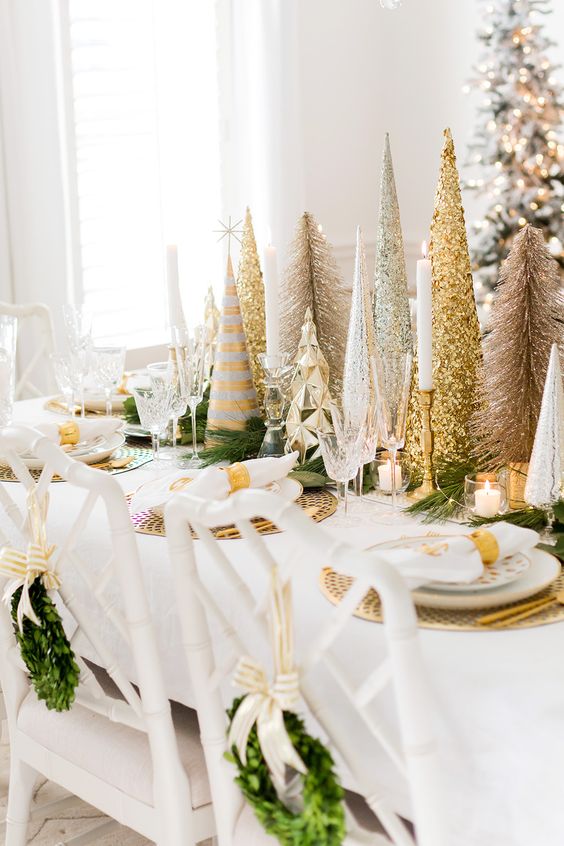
[226,697,346,846]
[404,460,477,523]
[11,581,80,711]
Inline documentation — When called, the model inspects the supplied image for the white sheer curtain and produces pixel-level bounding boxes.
[225,0,305,260]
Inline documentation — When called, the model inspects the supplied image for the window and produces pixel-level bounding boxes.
[61,0,223,347]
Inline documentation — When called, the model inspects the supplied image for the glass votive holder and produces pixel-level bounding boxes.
[464,472,508,518]
[370,453,411,496]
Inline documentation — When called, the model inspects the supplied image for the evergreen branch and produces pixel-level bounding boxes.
[198,418,266,466]
[403,460,477,523]
[12,582,80,712]
[469,506,548,531]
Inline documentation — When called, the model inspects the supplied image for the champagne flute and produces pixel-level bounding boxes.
[174,326,206,469]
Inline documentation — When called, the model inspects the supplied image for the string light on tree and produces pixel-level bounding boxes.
[464,0,564,298]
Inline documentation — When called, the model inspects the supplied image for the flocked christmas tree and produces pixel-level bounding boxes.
[280,212,349,398]
[472,224,563,470]
[464,0,564,295]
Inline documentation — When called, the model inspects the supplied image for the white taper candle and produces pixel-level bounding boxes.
[166,245,187,331]
[417,241,433,391]
[263,241,280,357]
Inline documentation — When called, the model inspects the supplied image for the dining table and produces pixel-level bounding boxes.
[5,397,564,846]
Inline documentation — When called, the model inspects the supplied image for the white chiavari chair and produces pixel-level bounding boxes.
[0,425,215,846]
[165,488,447,846]
[0,301,56,398]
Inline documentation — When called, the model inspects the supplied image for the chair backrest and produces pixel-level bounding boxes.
[0,301,56,398]
[165,488,447,846]
[0,425,194,841]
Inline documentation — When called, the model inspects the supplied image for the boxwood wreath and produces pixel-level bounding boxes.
[226,697,346,846]
[10,581,79,712]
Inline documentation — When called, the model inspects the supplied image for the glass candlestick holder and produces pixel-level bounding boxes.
[257,352,293,458]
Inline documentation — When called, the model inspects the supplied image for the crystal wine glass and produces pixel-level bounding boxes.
[147,358,187,459]
[174,326,206,469]
[62,305,93,417]
[132,384,173,467]
[317,423,364,527]
[0,315,17,427]
[51,353,76,416]
[92,346,126,416]
[370,350,413,518]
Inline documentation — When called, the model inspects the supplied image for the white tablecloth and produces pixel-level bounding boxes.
[7,399,564,845]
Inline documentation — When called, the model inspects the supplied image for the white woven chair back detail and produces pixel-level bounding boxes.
[165,488,447,846]
[0,426,192,823]
[0,302,56,398]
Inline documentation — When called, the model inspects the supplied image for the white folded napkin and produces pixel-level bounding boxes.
[355,523,540,589]
[35,418,122,447]
[130,452,300,514]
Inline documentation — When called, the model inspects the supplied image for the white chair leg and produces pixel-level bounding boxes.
[5,757,37,846]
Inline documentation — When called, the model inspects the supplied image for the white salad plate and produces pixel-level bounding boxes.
[413,550,559,610]
[18,432,126,469]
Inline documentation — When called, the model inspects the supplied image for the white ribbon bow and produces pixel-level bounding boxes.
[228,568,307,808]
[0,490,60,632]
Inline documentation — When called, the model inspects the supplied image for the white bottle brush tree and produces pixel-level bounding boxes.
[464,0,564,298]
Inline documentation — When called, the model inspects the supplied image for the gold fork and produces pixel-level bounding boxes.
[476,590,564,628]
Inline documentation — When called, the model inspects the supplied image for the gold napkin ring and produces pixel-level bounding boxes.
[468,530,499,566]
[58,421,80,446]
[222,462,251,493]
[169,477,193,492]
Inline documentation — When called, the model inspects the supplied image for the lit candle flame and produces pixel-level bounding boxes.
[484,479,491,494]
[421,240,428,258]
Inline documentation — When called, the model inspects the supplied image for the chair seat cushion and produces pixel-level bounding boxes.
[17,691,211,810]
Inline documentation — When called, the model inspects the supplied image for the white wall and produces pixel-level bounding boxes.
[297,0,564,290]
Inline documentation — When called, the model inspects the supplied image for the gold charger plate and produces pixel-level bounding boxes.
[127,486,337,540]
[320,548,563,631]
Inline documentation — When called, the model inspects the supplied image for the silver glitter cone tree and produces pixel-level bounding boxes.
[280,212,349,398]
[343,226,377,427]
[524,344,564,508]
[285,307,333,461]
[373,133,412,362]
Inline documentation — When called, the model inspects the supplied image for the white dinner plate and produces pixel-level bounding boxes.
[412,549,560,610]
[83,391,129,413]
[19,432,126,469]
[371,535,531,594]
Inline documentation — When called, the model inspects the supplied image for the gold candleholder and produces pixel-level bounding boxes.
[409,389,437,500]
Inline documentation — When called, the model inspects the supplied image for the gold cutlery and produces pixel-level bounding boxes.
[476,590,564,628]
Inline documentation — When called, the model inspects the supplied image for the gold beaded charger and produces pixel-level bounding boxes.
[0,444,153,483]
[127,487,337,540]
[319,567,564,631]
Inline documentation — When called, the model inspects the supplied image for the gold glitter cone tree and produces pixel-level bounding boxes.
[236,207,266,405]
[524,344,564,508]
[373,133,412,362]
[472,224,564,470]
[405,128,482,472]
[285,307,333,461]
[343,226,377,427]
[205,256,260,444]
[280,212,349,398]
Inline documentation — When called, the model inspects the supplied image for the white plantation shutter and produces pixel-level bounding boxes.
[63,0,222,347]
